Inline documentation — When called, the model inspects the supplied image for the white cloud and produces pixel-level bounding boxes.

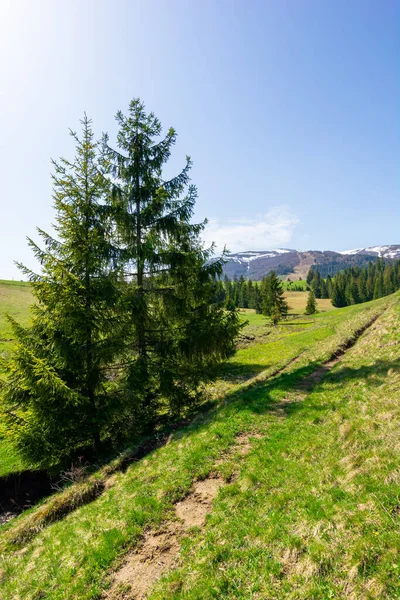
[202,206,299,253]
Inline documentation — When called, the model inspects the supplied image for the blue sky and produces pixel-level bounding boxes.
[0,0,399,278]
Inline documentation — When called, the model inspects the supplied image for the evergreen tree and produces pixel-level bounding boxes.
[310,270,323,298]
[331,280,346,307]
[238,275,248,308]
[373,272,384,299]
[224,275,233,309]
[383,264,394,295]
[326,274,333,297]
[0,116,121,467]
[102,99,240,424]
[260,271,289,324]
[357,270,367,303]
[305,290,318,315]
[253,284,262,313]
[318,258,400,308]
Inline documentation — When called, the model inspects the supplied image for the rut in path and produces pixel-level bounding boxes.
[271,312,382,415]
[106,432,261,599]
[106,312,383,598]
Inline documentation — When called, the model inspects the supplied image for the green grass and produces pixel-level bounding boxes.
[282,279,308,291]
[226,303,368,387]
[1,293,398,599]
[0,281,33,477]
[0,280,32,355]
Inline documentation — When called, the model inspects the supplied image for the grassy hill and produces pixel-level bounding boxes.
[0,290,399,599]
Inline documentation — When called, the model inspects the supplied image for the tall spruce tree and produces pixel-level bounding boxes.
[102,99,240,425]
[0,116,121,467]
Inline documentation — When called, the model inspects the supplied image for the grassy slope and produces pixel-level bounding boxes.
[154,297,400,599]
[0,281,33,477]
[1,294,398,599]
[0,281,32,354]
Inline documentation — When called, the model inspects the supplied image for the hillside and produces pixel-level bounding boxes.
[0,280,32,356]
[222,244,400,280]
[1,292,399,599]
[0,281,33,477]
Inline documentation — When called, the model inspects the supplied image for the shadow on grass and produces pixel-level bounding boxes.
[318,357,400,388]
[4,347,399,540]
[216,362,272,382]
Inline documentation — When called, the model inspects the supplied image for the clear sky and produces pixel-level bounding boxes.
[0,0,399,278]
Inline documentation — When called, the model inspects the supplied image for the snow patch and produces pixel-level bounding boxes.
[365,245,391,256]
[340,245,400,258]
[228,249,292,263]
[339,248,363,255]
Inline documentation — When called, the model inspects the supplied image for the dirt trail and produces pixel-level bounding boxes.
[107,313,385,598]
[271,312,382,416]
[107,432,261,599]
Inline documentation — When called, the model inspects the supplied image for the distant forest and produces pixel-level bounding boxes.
[222,258,400,310]
[308,258,400,307]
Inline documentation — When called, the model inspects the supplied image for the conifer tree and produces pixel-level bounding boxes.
[305,289,318,315]
[253,284,262,314]
[260,271,289,324]
[326,274,333,297]
[101,99,240,424]
[0,116,121,467]
[373,272,384,299]
[247,279,254,309]
[238,275,248,308]
[331,280,346,307]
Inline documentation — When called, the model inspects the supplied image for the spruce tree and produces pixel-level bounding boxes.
[238,275,248,308]
[305,290,318,315]
[101,99,240,424]
[373,272,384,299]
[326,274,333,297]
[260,271,289,324]
[253,284,262,314]
[331,280,346,307]
[0,116,121,467]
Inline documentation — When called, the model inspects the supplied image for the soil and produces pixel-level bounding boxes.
[106,431,264,599]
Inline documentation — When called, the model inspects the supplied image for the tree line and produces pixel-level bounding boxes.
[0,100,241,469]
[214,272,289,323]
[219,256,400,316]
[307,259,400,307]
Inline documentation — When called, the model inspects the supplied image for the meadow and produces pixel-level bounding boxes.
[283,290,333,314]
[0,281,33,476]
[1,283,398,599]
[0,281,32,355]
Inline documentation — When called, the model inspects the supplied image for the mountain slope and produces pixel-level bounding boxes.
[222,244,400,280]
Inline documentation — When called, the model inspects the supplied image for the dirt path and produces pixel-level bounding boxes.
[106,312,383,599]
[106,432,261,599]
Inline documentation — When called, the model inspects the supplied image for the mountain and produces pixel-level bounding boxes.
[340,245,400,259]
[221,245,400,280]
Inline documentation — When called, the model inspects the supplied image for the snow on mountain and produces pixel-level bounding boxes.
[340,248,364,256]
[340,245,400,259]
[227,249,293,271]
[229,249,291,261]
[222,244,400,280]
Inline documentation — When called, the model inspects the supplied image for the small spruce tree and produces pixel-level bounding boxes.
[260,271,289,325]
[305,290,318,315]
